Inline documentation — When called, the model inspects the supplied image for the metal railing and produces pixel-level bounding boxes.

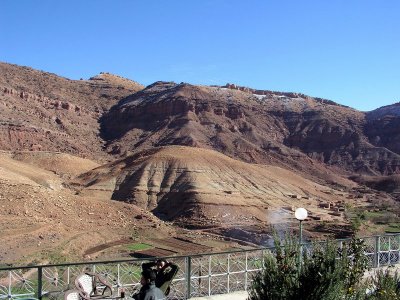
[1,234,400,299]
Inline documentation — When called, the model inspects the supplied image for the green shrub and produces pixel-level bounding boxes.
[248,234,299,300]
[248,235,369,300]
[365,269,400,299]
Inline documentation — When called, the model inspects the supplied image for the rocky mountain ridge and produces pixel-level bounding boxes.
[221,82,348,108]
[2,62,400,181]
[101,81,400,178]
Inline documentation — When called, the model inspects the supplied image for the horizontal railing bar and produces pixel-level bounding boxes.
[0,246,272,271]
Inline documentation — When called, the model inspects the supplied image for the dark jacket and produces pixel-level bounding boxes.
[155,263,179,289]
[133,283,165,300]
[141,262,179,294]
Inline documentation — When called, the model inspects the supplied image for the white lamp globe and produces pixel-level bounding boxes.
[295,207,308,221]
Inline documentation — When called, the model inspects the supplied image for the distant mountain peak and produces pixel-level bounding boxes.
[367,102,400,120]
[89,72,144,90]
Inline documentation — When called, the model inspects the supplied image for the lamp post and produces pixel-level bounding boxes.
[295,207,308,272]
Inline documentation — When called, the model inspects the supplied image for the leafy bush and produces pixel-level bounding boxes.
[248,235,299,299]
[248,235,369,300]
[365,269,400,299]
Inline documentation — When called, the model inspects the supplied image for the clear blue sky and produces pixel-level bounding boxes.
[1,0,399,111]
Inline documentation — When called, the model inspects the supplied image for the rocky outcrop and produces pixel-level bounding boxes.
[222,83,347,107]
[365,115,400,156]
[3,86,82,114]
[281,109,400,175]
[89,72,144,91]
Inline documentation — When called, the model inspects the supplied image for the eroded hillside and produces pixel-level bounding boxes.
[73,146,364,237]
[0,62,144,162]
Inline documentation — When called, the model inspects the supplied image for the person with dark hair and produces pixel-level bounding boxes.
[141,259,179,295]
[132,269,165,300]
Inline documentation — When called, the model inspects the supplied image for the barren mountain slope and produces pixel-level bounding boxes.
[0,151,175,264]
[74,146,357,231]
[9,151,100,179]
[101,82,400,176]
[0,62,144,161]
[365,103,400,158]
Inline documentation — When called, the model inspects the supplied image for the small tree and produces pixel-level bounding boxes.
[248,235,299,299]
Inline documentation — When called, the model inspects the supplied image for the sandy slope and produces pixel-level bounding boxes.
[0,152,174,265]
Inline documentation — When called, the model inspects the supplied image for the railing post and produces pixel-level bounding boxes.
[67,267,70,285]
[244,252,248,291]
[227,254,230,294]
[117,263,121,294]
[375,236,380,268]
[397,234,400,265]
[8,271,12,299]
[37,266,43,300]
[398,234,400,264]
[186,256,192,299]
[208,256,211,296]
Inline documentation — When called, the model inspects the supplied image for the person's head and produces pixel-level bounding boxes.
[140,269,157,286]
[156,259,167,271]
